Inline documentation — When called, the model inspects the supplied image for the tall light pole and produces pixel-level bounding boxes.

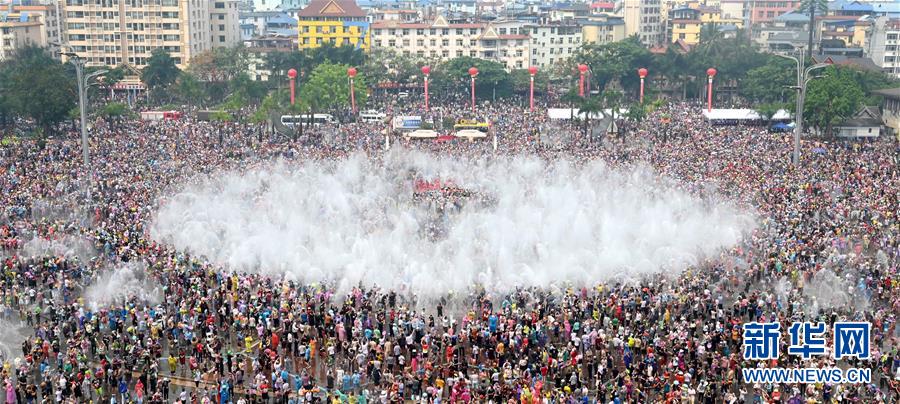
[60,49,105,198]
[776,48,829,166]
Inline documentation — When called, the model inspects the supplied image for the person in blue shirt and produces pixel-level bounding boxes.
[118,378,128,403]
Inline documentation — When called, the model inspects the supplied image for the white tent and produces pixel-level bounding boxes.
[547,108,627,120]
[702,109,791,121]
[405,129,439,138]
[454,129,487,140]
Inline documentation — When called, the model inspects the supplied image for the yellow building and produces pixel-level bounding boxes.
[298,0,371,51]
[669,6,743,45]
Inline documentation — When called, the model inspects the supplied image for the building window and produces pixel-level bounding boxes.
[214,2,223,8]
[442,28,449,35]
[402,29,409,35]
[430,29,436,35]
[417,39,423,46]
[219,35,225,42]
[402,39,409,46]
[456,39,463,46]
[456,28,463,35]
[388,40,395,46]
[416,29,424,35]
[470,28,477,35]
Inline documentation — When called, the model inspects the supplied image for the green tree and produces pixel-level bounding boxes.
[510,69,549,95]
[577,95,603,139]
[0,45,76,135]
[803,66,863,136]
[141,49,180,91]
[100,102,129,119]
[574,36,652,96]
[299,62,368,114]
[430,57,512,102]
[174,71,208,107]
[741,57,795,103]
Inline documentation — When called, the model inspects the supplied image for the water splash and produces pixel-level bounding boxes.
[83,261,162,311]
[151,150,755,296]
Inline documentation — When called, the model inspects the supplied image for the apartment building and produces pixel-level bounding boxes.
[0,15,44,61]
[527,23,582,69]
[370,16,530,69]
[668,5,743,45]
[210,0,240,47]
[623,0,664,46]
[9,4,63,47]
[748,0,803,25]
[581,15,627,45]
[297,0,370,50]
[868,17,900,77]
[61,0,219,69]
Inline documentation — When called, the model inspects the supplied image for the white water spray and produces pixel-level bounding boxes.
[84,261,162,311]
[150,151,755,295]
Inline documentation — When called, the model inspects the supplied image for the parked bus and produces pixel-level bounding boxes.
[359,110,386,123]
[280,114,337,128]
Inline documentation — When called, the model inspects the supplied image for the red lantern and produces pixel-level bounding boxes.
[347,67,357,78]
[578,64,588,73]
[528,66,537,76]
[706,67,717,77]
[287,68,297,79]
[468,67,479,77]
[421,66,431,75]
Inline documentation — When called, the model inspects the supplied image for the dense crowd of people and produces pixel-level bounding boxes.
[0,94,897,403]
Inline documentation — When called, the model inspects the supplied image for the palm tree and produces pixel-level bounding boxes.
[577,95,603,141]
[801,0,828,59]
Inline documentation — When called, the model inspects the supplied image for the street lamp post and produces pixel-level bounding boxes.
[776,49,830,166]
[60,49,106,199]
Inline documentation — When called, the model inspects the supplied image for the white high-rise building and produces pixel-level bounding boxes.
[623,0,664,46]
[868,17,900,78]
[60,0,243,69]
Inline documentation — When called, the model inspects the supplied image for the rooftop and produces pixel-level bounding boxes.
[297,0,366,18]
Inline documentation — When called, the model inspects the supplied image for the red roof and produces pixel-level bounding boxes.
[497,34,529,40]
[371,21,430,29]
[297,0,366,18]
[591,2,615,9]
